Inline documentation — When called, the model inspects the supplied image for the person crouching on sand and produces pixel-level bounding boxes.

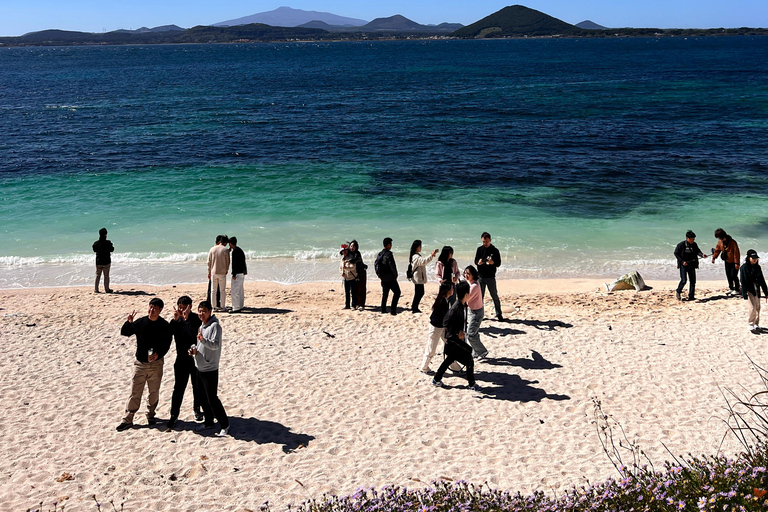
[739,249,768,333]
[431,281,481,392]
[420,283,463,376]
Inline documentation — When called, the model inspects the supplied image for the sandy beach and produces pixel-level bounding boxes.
[2,278,764,511]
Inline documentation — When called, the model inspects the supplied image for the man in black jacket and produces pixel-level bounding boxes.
[376,237,400,315]
[674,230,707,301]
[92,227,114,293]
[475,232,503,320]
[116,298,173,432]
[167,296,203,428]
[229,237,247,313]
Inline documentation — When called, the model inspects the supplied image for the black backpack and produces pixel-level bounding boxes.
[374,251,387,279]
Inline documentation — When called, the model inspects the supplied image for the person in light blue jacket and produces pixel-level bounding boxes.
[189,300,229,436]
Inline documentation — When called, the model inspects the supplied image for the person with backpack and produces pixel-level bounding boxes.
[375,237,400,315]
[712,228,741,295]
[348,240,367,310]
[431,281,481,392]
[674,230,708,301]
[339,243,358,310]
[408,239,438,314]
[740,249,768,333]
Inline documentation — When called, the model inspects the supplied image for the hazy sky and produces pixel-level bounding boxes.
[3,0,767,36]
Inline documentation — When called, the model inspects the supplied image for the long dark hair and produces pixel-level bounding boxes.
[431,283,453,311]
[409,240,422,261]
[438,246,453,265]
[464,265,479,282]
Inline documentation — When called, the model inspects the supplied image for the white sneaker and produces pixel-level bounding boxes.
[216,427,229,437]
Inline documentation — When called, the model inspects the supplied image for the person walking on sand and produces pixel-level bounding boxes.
[408,240,438,314]
[167,296,203,429]
[375,237,400,315]
[207,235,230,312]
[740,249,768,333]
[339,243,358,309]
[92,227,114,293]
[674,230,708,301]
[435,246,460,305]
[475,232,504,321]
[229,237,247,313]
[116,298,172,432]
[464,265,489,359]
[420,283,463,375]
[712,228,741,295]
[349,240,367,310]
[190,301,230,436]
[431,281,481,392]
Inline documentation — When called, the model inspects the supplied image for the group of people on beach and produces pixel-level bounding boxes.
[338,232,507,392]
[675,228,768,332]
[116,296,230,436]
[206,234,248,313]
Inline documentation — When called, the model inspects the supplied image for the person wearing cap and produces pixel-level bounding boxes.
[375,237,400,315]
[229,237,247,313]
[339,243,358,309]
[739,249,768,333]
[92,227,114,293]
[116,298,173,432]
[711,228,741,295]
[673,230,707,301]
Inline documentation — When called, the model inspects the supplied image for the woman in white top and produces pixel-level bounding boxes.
[408,239,438,313]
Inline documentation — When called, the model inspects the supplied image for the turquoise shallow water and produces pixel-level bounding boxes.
[1,38,768,287]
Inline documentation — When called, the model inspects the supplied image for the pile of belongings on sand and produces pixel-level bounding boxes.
[604,270,652,292]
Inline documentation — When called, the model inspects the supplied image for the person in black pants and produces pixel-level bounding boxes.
[674,230,708,301]
[376,237,401,315]
[190,301,229,437]
[475,232,504,320]
[167,295,203,428]
[432,281,481,392]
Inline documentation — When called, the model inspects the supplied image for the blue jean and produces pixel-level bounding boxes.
[479,277,502,317]
[467,307,487,358]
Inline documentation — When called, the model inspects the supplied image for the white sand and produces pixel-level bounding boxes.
[1,279,764,511]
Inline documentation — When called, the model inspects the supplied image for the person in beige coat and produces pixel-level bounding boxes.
[408,239,438,314]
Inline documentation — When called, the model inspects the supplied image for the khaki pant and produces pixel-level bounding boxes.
[95,264,110,292]
[747,292,761,326]
[122,358,164,424]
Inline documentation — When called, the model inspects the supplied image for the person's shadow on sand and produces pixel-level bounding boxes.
[484,350,562,370]
[479,325,526,337]
[473,370,570,402]
[195,417,314,452]
[230,307,292,315]
[506,318,573,331]
[111,290,155,296]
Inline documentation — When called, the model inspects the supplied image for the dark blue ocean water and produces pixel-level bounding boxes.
[1,37,768,286]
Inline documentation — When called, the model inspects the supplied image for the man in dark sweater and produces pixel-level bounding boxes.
[674,230,707,301]
[167,296,203,428]
[92,227,114,293]
[116,298,173,432]
[376,237,400,315]
[229,237,248,313]
[474,232,504,321]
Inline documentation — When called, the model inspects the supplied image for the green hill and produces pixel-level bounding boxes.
[453,5,579,38]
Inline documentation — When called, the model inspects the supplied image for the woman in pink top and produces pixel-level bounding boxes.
[463,265,488,359]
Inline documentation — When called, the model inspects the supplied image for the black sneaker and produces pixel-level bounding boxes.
[166,416,178,429]
[496,314,504,321]
[194,411,204,422]
[116,422,132,432]
[147,417,157,426]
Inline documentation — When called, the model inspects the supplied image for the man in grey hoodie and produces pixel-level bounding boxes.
[189,300,229,436]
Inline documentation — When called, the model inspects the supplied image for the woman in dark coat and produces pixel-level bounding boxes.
[349,240,366,311]
[431,281,481,392]
[740,249,768,332]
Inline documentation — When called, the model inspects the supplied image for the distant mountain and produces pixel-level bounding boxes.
[360,15,462,32]
[214,6,367,28]
[576,20,607,30]
[113,25,185,34]
[452,4,577,38]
